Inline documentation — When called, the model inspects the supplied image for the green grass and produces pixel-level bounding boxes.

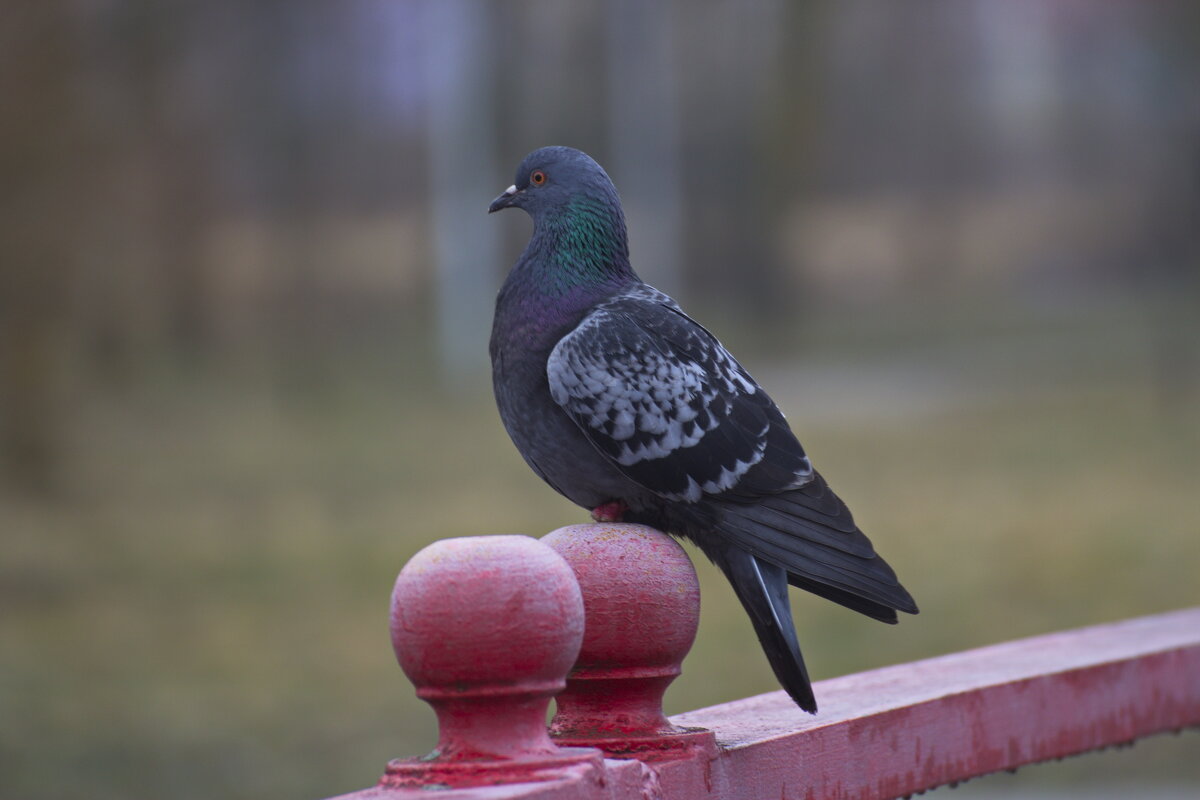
[1,300,1198,799]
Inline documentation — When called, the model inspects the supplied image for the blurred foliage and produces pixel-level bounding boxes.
[2,1,1199,798]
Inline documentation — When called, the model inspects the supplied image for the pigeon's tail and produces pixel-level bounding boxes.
[715,547,816,713]
[630,471,915,713]
[714,472,919,623]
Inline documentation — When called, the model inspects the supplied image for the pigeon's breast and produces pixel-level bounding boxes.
[491,332,644,510]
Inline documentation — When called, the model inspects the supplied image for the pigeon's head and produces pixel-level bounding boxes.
[488,146,621,223]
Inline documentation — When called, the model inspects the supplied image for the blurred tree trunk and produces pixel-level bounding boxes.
[129,1,220,356]
[426,0,500,386]
[1150,4,1200,415]
[606,0,683,297]
[677,0,789,322]
[0,2,86,493]
[761,0,827,336]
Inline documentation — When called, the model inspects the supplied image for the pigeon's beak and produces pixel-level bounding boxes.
[488,185,519,214]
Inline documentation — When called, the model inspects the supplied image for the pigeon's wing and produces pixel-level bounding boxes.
[546,291,812,504]
[548,290,919,622]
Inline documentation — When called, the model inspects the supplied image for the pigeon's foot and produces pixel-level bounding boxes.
[590,500,628,523]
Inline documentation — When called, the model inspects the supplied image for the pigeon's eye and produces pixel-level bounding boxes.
[530,170,547,187]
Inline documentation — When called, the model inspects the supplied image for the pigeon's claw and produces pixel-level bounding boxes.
[590,500,628,523]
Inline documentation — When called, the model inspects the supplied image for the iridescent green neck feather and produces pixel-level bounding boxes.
[528,195,635,297]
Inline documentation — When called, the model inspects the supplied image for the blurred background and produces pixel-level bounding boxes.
[2,1,1198,798]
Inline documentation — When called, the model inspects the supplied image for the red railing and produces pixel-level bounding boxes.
[323,524,1200,800]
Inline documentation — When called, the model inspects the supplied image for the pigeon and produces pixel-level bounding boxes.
[488,146,917,713]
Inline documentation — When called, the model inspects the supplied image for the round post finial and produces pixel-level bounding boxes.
[543,523,715,761]
[382,535,601,788]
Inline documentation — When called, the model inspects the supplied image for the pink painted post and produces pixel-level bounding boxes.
[374,535,603,790]
[542,523,717,761]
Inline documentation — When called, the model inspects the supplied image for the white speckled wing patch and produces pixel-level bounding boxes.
[547,287,811,502]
